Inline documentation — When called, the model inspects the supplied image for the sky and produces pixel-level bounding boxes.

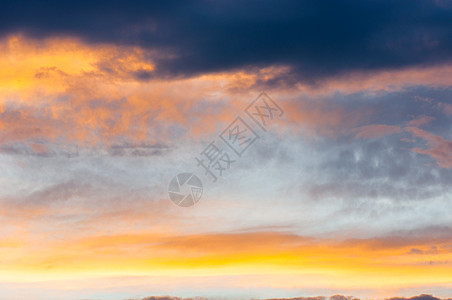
[0,1,452,299]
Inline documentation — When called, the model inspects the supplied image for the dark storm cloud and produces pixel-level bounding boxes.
[2,0,452,81]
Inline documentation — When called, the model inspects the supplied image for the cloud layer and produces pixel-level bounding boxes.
[1,2,452,300]
[2,0,452,81]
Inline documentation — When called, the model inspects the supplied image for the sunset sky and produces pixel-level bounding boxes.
[1,1,452,299]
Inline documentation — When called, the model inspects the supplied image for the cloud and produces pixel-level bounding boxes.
[406,126,452,168]
[263,297,342,300]
[1,3,452,300]
[406,115,436,127]
[353,124,402,139]
[132,295,450,300]
[437,103,452,115]
[2,1,452,82]
[139,297,200,300]
[387,294,442,300]
[264,297,326,300]
[109,142,170,157]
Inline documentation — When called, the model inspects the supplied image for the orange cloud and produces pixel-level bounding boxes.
[4,34,452,152]
[0,35,251,150]
[406,115,435,127]
[406,127,452,168]
[283,98,370,137]
[1,229,452,292]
